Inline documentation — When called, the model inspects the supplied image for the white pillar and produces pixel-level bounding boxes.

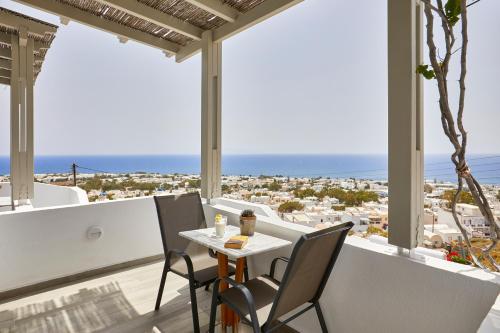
[388,0,424,249]
[10,28,35,203]
[200,30,222,200]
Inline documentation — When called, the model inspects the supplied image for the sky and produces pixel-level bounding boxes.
[0,0,498,156]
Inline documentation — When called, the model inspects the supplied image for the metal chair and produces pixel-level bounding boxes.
[153,193,236,333]
[209,222,354,333]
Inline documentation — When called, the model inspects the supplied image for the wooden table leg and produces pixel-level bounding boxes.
[217,253,230,329]
[217,254,247,331]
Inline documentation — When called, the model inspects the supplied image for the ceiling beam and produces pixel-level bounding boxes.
[0,48,10,59]
[0,32,11,45]
[176,0,303,62]
[0,9,57,38]
[95,0,203,40]
[175,40,202,63]
[0,31,52,52]
[0,68,10,77]
[0,58,41,71]
[14,0,182,55]
[184,0,239,22]
[0,58,11,70]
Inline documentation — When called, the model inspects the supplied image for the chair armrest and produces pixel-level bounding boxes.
[269,257,290,280]
[166,249,194,276]
[208,248,217,258]
[214,277,260,328]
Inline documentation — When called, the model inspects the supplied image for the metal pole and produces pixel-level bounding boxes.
[72,163,77,187]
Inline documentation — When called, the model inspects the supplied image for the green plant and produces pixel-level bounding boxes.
[441,190,475,208]
[268,180,281,192]
[366,225,388,238]
[278,201,304,213]
[241,209,255,218]
[331,205,345,211]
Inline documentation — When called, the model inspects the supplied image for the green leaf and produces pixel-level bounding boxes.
[445,0,461,26]
[416,64,436,80]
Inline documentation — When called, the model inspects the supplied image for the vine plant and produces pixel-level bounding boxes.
[419,0,499,271]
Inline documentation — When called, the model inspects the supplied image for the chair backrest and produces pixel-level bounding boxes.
[267,222,354,324]
[154,193,207,265]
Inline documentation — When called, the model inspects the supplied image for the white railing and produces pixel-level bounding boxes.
[0,196,498,332]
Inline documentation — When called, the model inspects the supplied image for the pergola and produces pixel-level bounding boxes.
[6,0,424,251]
[0,7,57,204]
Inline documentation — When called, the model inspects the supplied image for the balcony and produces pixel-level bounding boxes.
[0,194,499,332]
[0,0,498,332]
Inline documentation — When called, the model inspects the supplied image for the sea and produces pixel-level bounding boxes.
[0,154,499,184]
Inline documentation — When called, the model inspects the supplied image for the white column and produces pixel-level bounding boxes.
[387,0,424,249]
[10,28,35,203]
[200,30,222,200]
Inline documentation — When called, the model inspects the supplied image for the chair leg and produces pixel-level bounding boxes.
[208,282,220,333]
[244,264,249,282]
[314,302,328,333]
[188,278,201,333]
[154,261,169,311]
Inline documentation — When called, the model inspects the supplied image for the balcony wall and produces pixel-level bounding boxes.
[0,182,88,208]
[0,196,498,332]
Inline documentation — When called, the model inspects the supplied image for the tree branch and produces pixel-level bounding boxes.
[422,0,499,272]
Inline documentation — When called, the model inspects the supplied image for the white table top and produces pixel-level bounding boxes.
[179,225,292,259]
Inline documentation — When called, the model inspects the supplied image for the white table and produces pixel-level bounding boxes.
[179,225,291,329]
[179,225,291,259]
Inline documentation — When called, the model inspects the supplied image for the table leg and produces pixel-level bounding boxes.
[217,253,230,328]
[217,254,247,331]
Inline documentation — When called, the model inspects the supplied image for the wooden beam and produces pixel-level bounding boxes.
[0,58,11,69]
[213,0,302,42]
[175,41,201,63]
[95,0,203,40]
[184,0,239,22]
[0,77,9,85]
[0,68,11,77]
[0,48,10,59]
[0,32,12,45]
[176,0,303,62]
[0,9,57,38]
[33,41,50,51]
[0,32,51,52]
[14,0,181,54]
[0,48,40,62]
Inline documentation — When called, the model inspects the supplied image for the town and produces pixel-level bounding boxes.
[3,172,499,259]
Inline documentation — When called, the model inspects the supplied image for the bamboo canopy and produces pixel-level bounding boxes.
[13,0,302,62]
[0,7,58,85]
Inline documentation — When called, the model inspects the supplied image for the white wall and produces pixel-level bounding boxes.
[31,183,89,207]
[0,182,88,208]
[0,197,162,291]
[0,197,498,333]
[0,183,10,197]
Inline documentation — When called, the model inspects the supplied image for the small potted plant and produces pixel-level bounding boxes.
[240,209,256,236]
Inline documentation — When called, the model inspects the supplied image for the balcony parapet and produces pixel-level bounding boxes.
[0,196,498,332]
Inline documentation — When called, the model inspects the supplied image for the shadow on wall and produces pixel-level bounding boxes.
[0,282,138,332]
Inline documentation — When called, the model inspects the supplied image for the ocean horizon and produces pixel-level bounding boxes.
[0,154,499,184]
